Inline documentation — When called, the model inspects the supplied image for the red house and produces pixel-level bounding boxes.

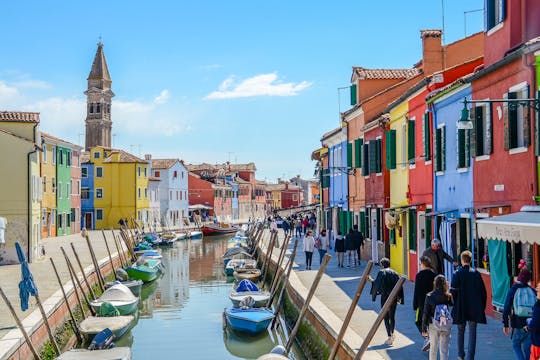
[281,183,302,209]
[188,172,215,216]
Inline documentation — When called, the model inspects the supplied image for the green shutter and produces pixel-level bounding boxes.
[350,84,357,106]
[434,128,441,172]
[347,142,353,168]
[369,141,377,174]
[389,228,396,245]
[408,120,416,164]
[423,112,431,161]
[362,143,370,176]
[359,211,366,235]
[408,209,417,250]
[385,129,396,169]
[376,139,382,173]
[425,214,432,248]
[365,210,370,238]
[354,138,363,168]
[322,168,330,188]
[441,126,446,171]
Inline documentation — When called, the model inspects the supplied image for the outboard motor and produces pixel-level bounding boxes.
[88,328,115,350]
[116,268,129,281]
[269,345,287,355]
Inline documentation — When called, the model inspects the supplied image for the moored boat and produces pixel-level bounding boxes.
[56,347,132,360]
[233,268,261,282]
[90,284,139,315]
[104,279,143,297]
[224,307,274,335]
[79,315,135,342]
[256,345,289,360]
[125,258,161,283]
[188,230,203,239]
[201,223,238,236]
[159,231,179,245]
[229,280,270,308]
[224,258,257,276]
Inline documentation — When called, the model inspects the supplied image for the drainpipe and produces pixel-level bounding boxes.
[26,123,39,262]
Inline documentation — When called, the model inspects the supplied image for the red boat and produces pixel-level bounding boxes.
[201,223,239,236]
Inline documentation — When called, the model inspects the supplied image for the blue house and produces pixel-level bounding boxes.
[81,160,95,230]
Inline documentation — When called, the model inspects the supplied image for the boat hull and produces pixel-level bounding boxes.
[202,225,238,236]
[79,315,134,341]
[90,299,139,316]
[56,347,132,360]
[224,308,273,335]
[126,265,159,283]
[105,280,143,297]
[233,269,261,282]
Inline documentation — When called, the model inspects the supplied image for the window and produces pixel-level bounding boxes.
[457,128,471,169]
[52,178,56,193]
[138,188,141,199]
[423,112,432,161]
[155,171,160,177]
[52,146,56,164]
[434,125,446,173]
[181,171,184,179]
[96,209,103,220]
[96,167,103,178]
[93,151,100,159]
[58,182,62,198]
[42,209,47,226]
[347,142,353,169]
[144,167,147,177]
[469,104,493,157]
[173,170,178,178]
[90,103,94,113]
[96,103,101,113]
[354,138,363,169]
[82,187,89,200]
[42,176,47,193]
[82,167,88,178]
[170,190,172,200]
[407,119,415,164]
[66,212,71,227]
[138,167,141,177]
[42,146,47,163]
[77,180,80,195]
[96,188,103,199]
[67,182,71,198]
[58,213,63,228]
[145,188,148,198]
[71,208,75,222]
[67,151,71,166]
[504,86,530,150]
[408,208,417,251]
[486,0,505,31]
[386,130,397,169]
[59,150,64,166]
[107,104,111,113]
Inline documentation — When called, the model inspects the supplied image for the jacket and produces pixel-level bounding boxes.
[422,290,453,333]
[317,233,330,250]
[370,268,404,305]
[528,300,540,346]
[334,235,345,252]
[303,235,315,252]
[413,268,436,311]
[450,265,487,324]
[422,246,454,275]
[502,282,535,329]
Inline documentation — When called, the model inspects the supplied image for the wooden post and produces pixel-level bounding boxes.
[0,287,41,360]
[268,234,291,296]
[261,232,276,286]
[50,258,83,343]
[285,253,331,352]
[61,247,93,317]
[270,237,299,327]
[102,230,116,275]
[328,260,374,360]
[82,231,105,292]
[112,232,126,268]
[120,229,136,262]
[34,292,61,356]
[70,242,96,301]
[354,276,407,360]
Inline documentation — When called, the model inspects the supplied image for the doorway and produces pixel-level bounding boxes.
[84,212,93,230]
[370,208,378,263]
[417,211,426,266]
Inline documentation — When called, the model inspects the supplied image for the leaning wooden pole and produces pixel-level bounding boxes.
[112,232,126,268]
[285,253,331,352]
[61,247,92,317]
[0,287,41,360]
[82,231,105,292]
[268,237,299,312]
[261,232,277,286]
[120,229,136,262]
[354,276,407,360]
[102,230,116,275]
[70,242,96,301]
[328,260,374,360]
[34,292,61,356]
[50,258,83,343]
[268,234,291,296]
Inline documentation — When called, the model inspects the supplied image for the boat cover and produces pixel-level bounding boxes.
[236,279,259,292]
[98,284,137,302]
[79,316,134,334]
[56,347,132,360]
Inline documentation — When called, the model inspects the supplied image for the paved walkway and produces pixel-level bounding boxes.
[281,232,514,360]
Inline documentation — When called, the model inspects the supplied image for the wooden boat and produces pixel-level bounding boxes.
[224,258,257,276]
[223,247,251,260]
[224,307,274,335]
[134,248,162,258]
[201,223,238,236]
[90,284,139,315]
[56,347,132,360]
[79,315,135,342]
[159,231,179,245]
[233,268,261,282]
[104,279,143,297]
[229,280,270,308]
[189,230,203,239]
[125,258,161,283]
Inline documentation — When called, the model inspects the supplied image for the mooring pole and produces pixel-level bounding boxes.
[34,292,61,356]
[328,260,374,360]
[102,230,116,275]
[285,253,331,352]
[82,230,105,291]
[268,234,291,296]
[112,232,126,268]
[354,276,407,359]
[70,242,96,301]
[61,247,94,317]
[261,232,276,286]
[268,237,299,312]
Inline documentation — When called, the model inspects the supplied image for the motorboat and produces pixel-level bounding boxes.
[233,268,261,282]
[125,258,161,283]
[224,307,274,335]
[229,280,270,308]
[104,279,143,297]
[224,258,257,276]
[90,284,139,315]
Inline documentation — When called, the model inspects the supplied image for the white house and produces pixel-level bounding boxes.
[151,158,189,228]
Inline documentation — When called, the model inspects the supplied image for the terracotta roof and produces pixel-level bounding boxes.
[0,111,40,123]
[352,67,420,80]
[40,132,83,150]
[152,159,179,169]
[420,29,442,38]
[148,176,160,181]
[102,149,146,163]
[186,162,257,172]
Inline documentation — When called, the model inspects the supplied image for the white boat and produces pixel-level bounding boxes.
[78,316,134,341]
[56,347,132,360]
[224,258,257,276]
[159,232,179,245]
[189,230,203,239]
[90,284,139,315]
[229,279,270,308]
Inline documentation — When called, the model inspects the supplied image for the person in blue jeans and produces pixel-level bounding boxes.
[502,269,535,360]
[451,250,487,360]
[316,229,329,264]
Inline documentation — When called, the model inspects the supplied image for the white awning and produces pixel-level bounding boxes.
[476,206,540,244]
[189,204,213,210]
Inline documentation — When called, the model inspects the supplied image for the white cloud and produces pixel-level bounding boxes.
[0,81,19,98]
[153,89,170,104]
[205,73,312,99]
[14,80,51,90]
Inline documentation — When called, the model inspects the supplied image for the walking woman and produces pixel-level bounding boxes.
[303,230,315,270]
[422,275,453,360]
[345,228,356,267]
[334,231,345,267]
[317,229,330,264]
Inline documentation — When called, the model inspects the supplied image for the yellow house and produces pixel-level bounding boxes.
[90,146,149,229]
[387,101,410,277]
[40,135,58,238]
[0,112,42,264]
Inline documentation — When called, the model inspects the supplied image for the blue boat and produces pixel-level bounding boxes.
[224,307,274,335]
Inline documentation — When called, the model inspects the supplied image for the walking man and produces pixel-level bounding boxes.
[451,250,487,360]
[422,239,458,275]
[414,256,437,351]
[370,257,404,346]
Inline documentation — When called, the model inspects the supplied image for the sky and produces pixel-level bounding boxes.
[0,0,484,182]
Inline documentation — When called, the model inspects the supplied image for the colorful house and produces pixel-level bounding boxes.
[40,134,57,237]
[81,153,94,229]
[148,176,161,229]
[70,148,82,235]
[0,111,41,264]
[151,157,189,227]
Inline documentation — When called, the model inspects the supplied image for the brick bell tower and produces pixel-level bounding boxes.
[84,42,115,151]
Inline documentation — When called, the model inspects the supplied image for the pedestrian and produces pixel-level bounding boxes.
[502,269,535,360]
[269,217,278,234]
[302,217,309,235]
[295,218,302,237]
[316,229,330,264]
[303,229,315,270]
[282,218,290,236]
[345,228,356,267]
[334,231,345,267]
[414,256,437,351]
[352,225,364,266]
[422,274,454,360]
[422,239,458,275]
[370,257,404,346]
[527,282,540,359]
[451,250,487,360]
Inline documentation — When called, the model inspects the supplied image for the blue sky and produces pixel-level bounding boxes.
[0,0,484,182]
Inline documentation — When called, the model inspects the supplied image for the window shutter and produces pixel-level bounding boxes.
[503,92,510,151]
[425,214,432,248]
[485,104,493,154]
[423,112,431,161]
[385,129,396,169]
[359,211,366,235]
[469,106,477,157]
[347,142,353,168]
[465,128,471,168]
[441,126,446,171]
[508,92,519,149]
[522,85,531,147]
[365,211,371,238]
[389,228,396,245]
[350,84,357,106]
[362,143,370,176]
[434,128,440,172]
[499,0,506,22]
[408,208,417,250]
[458,129,466,168]
[475,106,485,156]
[354,138,363,168]
[408,119,416,163]
[322,168,330,188]
[369,141,377,174]
[376,139,382,173]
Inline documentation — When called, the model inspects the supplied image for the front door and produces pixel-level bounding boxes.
[402,213,408,278]
[417,211,426,266]
[371,208,378,263]
[84,212,93,230]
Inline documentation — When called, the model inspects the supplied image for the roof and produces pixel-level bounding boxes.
[477,206,540,244]
[152,159,179,169]
[88,42,111,81]
[80,152,90,163]
[186,162,256,173]
[102,149,147,163]
[352,67,420,80]
[420,29,442,38]
[148,176,160,181]
[41,132,83,150]
[0,111,40,123]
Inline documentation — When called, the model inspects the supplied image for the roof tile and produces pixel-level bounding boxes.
[0,111,40,123]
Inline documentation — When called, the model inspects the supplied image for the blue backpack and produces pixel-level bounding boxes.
[513,287,536,318]
[433,304,453,331]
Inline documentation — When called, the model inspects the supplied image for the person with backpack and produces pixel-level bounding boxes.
[315,229,330,264]
[526,282,540,359]
[502,269,536,360]
[422,275,454,360]
[303,230,315,270]
[370,257,404,346]
[414,256,437,351]
[334,231,345,267]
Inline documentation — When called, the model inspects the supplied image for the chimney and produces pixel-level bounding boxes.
[420,29,444,76]
[144,154,152,160]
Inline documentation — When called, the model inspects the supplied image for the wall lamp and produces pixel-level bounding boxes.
[458,91,540,130]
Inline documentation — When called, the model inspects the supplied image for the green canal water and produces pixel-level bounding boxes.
[115,235,305,360]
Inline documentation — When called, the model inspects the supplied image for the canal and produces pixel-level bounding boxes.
[115,235,305,359]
